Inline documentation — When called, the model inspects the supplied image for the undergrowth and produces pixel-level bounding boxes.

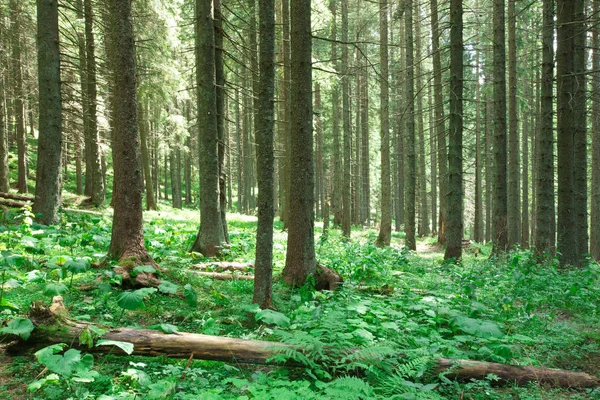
[1,204,600,399]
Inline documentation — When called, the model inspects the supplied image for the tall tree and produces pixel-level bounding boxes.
[282,0,315,286]
[431,0,447,243]
[330,0,342,227]
[190,0,224,257]
[507,0,520,246]
[444,0,463,260]
[0,69,8,193]
[253,0,275,308]
[341,0,351,238]
[592,0,600,261]
[106,0,154,264]
[473,39,483,243]
[83,0,105,206]
[492,0,508,253]
[534,0,555,256]
[376,0,391,246]
[405,0,416,250]
[33,0,62,226]
[415,4,429,237]
[10,0,27,193]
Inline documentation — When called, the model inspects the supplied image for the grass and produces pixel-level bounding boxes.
[1,200,600,399]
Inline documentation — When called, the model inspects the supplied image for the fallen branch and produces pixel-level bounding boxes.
[8,298,599,389]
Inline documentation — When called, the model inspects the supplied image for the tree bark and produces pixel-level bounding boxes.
[376,0,391,247]
[474,34,483,243]
[492,0,508,254]
[190,0,225,257]
[507,0,520,247]
[253,0,276,309]
[535,0,555,257]
[10,0,27,194]
[592,0,600,261]
[330,0,342,228]
[139,100,157,211]
[106,0,154,266]
[0,67,9,193]
[33,0,62,226]
[341,0,352,238]
[415,4,429,238]
[282,0,316,286]
[404,0,416,251]
[444,0,463,260]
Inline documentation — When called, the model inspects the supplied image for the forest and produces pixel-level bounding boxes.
[1,0,600,398]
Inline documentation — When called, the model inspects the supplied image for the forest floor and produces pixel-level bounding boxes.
[1,202,600,399]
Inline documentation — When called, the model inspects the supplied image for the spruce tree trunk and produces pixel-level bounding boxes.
[10,0,27,194]
[33,0,62,226]
[106,0,154,265]
[282,0,316,286]
[236,87,243,213]
[361,50,370,227]
[556,0,578,266]
[492,0,508,253]
[474,35,483,243]
[190,0,224,257]
[280,0,291,226]
[0,72,8,193]
[591,0,600,261]
[444,0,463,260]
[430,0,447,244]
[485,93,492,243]
[84,0,105,206]
[253,0,275,309]
[214,0,228,242]
[415,5,429,238]
[341,0,352,238]
[507,0,520,247]
[315,83,324,220]
[405,0,416,251]
[139,100,156,211]
[535,0,555,256]
[330,0,343,227]
[376,0,391,247]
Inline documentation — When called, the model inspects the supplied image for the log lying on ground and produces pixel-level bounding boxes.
[437,358,600,388]
[8,298,599,389]
[192,271,254,281]
[192,262,255,272]
[0,199,30,208]
[0,192,34,202]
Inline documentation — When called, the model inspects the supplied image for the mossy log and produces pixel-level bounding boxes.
[192,262,255,272]
[8,298,600,389]
[0,199,29,208]
[192,271,255,281]
[0,192,34,202]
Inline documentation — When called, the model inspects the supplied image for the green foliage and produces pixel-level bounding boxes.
[117,288,157,311]
[96,340,135,355]
[0,317,34,339]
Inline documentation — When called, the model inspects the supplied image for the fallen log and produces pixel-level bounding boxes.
[437,358,600,388]
[192,271,254,281]
[192,262,255,272]
[0,192,34,202]
[0,199,30,208]
[7,298,599,389]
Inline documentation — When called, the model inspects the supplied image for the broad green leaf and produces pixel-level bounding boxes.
[148,323,179,334]
[131,265,156,277]
[158,280,179,294]
[256,309,290,327]
[0,318,34,340]
[0,298,19,311]
[135,287,158,297]
[241,303,261,314]
[65,258,91,274]
[35,346,88,377]
[117,291,146,311]
[43,282,69,296]
[4,254,25,269]
[184,284,197,307]
[451,315,504,339]
[49,255,71,266]
[96,339,135,355]
[72,369,99,383]
[27,374,59,392]
[20,236,41,253]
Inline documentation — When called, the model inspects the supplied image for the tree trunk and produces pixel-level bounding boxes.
[139,100,156,211]
[493,0,508,253]
[84,0,105,207]
[33,0,63,226]
[474,37,483,243]
[282,0,316,286]
[0,70,8,193]
[315,83,324,221]
[376,0,391,247]
[190,0,225,257]
[341,0,352,238]
[592,0,600,261]
[556,0,579,267]
[330,0,342,228]
[429,81,437,235]
[415,5,429,238]
[106,0,154,266]
[214,0,229,242]
[431,0,447,244]
[444,0,463,260]
[507,0,520,247]
[253,0,276,309]
[405,0,416,251]
[361,47,370,227]
[10,0,27,194]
